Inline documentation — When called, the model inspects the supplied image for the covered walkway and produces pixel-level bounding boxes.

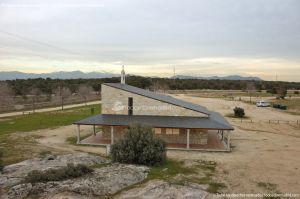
[79,129,229,152]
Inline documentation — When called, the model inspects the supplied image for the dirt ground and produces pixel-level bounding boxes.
[26,95,300,195]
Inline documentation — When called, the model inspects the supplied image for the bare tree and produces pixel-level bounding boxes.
[0,82,15,107]
[246,82,256,102]
[151,81,170,93]
[29,87,42,112]
[78,85,92,105]
[54,86,72,110]
[276,86,287,99]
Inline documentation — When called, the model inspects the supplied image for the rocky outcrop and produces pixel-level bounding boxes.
[1,164,149,199]
[115,180,210,199]
[0,153,108,188]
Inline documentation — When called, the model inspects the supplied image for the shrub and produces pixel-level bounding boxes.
[233,107,245,118]
[0,150,3,172]
[25,163,93,183]
[111,124,166,166]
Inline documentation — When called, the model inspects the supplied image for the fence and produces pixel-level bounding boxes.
[0,94,101,113]
[230,118,300,125]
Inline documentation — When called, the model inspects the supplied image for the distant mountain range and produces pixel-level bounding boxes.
[0,71,262,81]
[0,71,119,80]
[171,75,262,81]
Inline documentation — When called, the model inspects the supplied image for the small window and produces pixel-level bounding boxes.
[165,128,179,135]
[172,129,179,135]
[166,128,173,135]
[154,128,161,134]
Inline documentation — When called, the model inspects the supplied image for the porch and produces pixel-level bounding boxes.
[73,114,233,152]
[76,125,231,152]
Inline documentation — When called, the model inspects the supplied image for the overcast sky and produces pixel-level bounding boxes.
[0,0,299,81]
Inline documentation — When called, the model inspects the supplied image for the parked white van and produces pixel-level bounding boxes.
[256,100,271,107]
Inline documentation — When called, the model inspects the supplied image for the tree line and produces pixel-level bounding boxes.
[1,76,299,98]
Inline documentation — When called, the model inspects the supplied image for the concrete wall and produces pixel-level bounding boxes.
[101,84,207,117]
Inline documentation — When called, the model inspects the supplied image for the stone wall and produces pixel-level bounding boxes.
[101,84,207,117]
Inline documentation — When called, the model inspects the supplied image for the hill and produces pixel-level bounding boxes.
[0,71,262,81]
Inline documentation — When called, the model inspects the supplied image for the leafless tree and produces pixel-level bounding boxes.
[0,82,15,107]
[151,81,170,93]
[276,86,287,99]
[29,87,42,112]
[78,85,93,105]
[54,86,72,110]
[246,82,256,102]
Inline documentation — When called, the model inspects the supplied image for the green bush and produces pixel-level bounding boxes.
[111,124,166,166]
[0,150,3,172]
[25,163,93,183]
[234,107,245,118]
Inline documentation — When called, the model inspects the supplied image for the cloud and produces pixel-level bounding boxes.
[0,0,299,81]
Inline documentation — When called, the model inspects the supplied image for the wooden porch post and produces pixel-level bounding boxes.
[111,126,114,144]
[227,131,231,151]
[77,125,81,144]
[93,125,96,136]
[187,129,190,149]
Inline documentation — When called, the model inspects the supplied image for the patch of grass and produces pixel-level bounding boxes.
[206,181,226,193]
[0,104,101,166]
[0,104,101,136]
[0,133,41,165]
[191,160,225,193]
[148,159,196,181]
[195,160,217,172]
[38,150,52,158]
[24,163,93,183]
[257,182,277,191]
[146,159,225,194]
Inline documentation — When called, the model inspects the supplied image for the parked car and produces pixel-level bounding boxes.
[256,100,271,107]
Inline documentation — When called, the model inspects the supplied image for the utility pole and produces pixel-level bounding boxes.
[173,67,176,90]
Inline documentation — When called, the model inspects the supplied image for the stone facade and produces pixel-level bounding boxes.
[101,84,207,117]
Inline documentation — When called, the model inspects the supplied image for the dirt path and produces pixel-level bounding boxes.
[0,100,101,118]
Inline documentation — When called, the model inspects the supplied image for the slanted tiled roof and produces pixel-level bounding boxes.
[73,114,234,130]
[103,83,210,115]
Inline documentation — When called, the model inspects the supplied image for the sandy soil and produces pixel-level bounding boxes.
[25,95,300,195]
[29,125,107,156]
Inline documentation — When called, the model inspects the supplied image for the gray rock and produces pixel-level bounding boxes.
[0,153,108,188]
[115,180,209,199]
[3,164,149,199]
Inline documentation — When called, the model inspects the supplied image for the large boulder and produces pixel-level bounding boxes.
[2,164,149,199]
[0,153,108,188]
[115,180,210,199]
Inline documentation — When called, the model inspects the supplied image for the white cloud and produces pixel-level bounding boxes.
[0,0,299,81]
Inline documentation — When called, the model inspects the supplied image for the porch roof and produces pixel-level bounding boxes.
[73,113,234,130]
